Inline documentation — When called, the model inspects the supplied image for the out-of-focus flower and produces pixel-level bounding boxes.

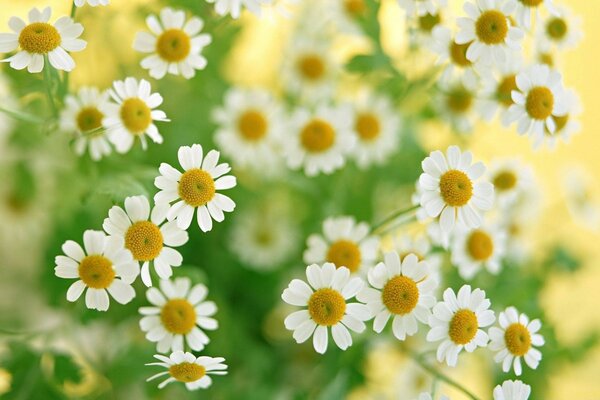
[478,52,523,123]
[536,5,582,51]
[488,158,534,208]
[435,74,481,133]
[0,73,16,145]
[533,88,581,149]
[74,0,110,7]
[206,0,272,19]
[513,0,556,29]
[429,26,478,88]
[493,379,531,400]
[397,0,447,16]
[146,350,227,390]
[451,223,507,279]
[393,234,442,281]
[562,166,600,231]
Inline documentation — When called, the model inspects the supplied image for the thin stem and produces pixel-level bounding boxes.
[43,57,59,118]
[0,107,45,124]
[71,0,77,18]
[371,205,419,234]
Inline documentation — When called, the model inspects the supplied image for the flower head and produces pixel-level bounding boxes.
[146,350,227,390]
[451,223,507,279]
[493,380,531,400]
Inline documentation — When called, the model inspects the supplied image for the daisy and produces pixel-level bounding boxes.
[397,0,447,16]
[325,0,368,35]
[532,88,581,150]
[455,0,524,65]
[206,0,272,19]
[103,195,189,287]
[536,6,582,51]
[304,216,379,274]
[429,26,478,89]
[418,145,495,233]
[0,7,86,73]
[146,350,227,390]
[451,224,507,279]
[427,285,495,366]
[59,87,112,161]
[478,52,523,123]
[154,144,237,232]
[139,277,218,353]
[505,64,568,137]
[357,252,437,340]
[282,263,371,354]
[513,0,556,29]
[488,158,534,208]
[489,307,544,375]
[493,380,531,400]
[74,0,109,7]
[562,166,600,231]
[54,230,139,311]
[393,234,442,280]
[435,74,481,133]
[133,8,211,80]
[104,77,169,153]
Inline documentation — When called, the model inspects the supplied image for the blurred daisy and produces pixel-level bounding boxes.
[140,277,218,353]
[206,0,272,19]
[74,0,109,6]
[488,158,533,208]
[326,0,368,35]
[489,307,544,375]
[537,6,582,51]
[533,88,581,149]
[427,285,495,366]
[414,11,445,44]
[357,252,437,340]
[451,224,507,280]
[435,74,480,133]
[105,77,169,153]
[282,263,371,354]
[418,145,494,233]
[54,230,139,311]
[133,8,211,80]
[513,0,556,29]
[493,380,531,400]
[478,53,522,123]
[0,7,86,73]
[397,0,447,16]
[0,74,15,144]
[304,216,379,274]
[562,166,600,231]
[154,144,237,232]
[60,87,112,161]
[429,26,478,88]
[103,195,188,287]
[147,351,227,390]
[283,105,355,176]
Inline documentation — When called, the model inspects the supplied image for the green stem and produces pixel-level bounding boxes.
[43,56,59,118]
[371,205,419,234]
[0,106,45,124]
[71,0,77,18]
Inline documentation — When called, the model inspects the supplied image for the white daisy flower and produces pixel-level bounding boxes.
[304,216,379,275]
[324,0,368,35]
[536,6,582,51]
[206,0,272,19]
[154,144,237,232]
[418,145,495,233]
[478,52,523,123]
[397,0,447,16]
[435,73,481,133]
[456,0,524,66]
[133,8,211,80]
[140,277,218,353]
[103,195,188,287]
[146,350,227,390]
[451,223,507,280]
[488,158,534,208]
[54,230,139,311]
[393,234,442,281]
[429,26,479,89]
[104,77,169,153]
[0,7,86,73]
[426,285,495,366]
[513,0,556,29]
[493,380,531,400]
[74,0,110,7]
[532,88,581,150]
[282,263,371,354]
[489,307,544,376]
[562,166,600,232]
[357,252,437,340]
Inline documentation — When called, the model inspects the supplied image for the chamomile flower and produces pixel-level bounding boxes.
[478,53,523,123]
[456,0,524,65]
[488,158,534,207]
[0,7,86,73]
[105,77,169,153]
[282,263,371,354]
[139,277,218,353]
[427,285,495,366]
[206,0,272,19]
[393,234,442,280]
[435,74,481,133]
[357,252,437,340]
[537,6,582,51]
[418,145,495,233]
[74,0,109,7]
[326,0,368,35]
[103,195,188,287]
[532,88,581,150]
[154,144,237,232]
[429,26,478,88]
[146,351,227,390]
[451,224,507,279]
[59,87,112,161]
[54,230,139,312]
[397,0,447,16]
[493,380,531,400]
[562,166,600,231]
[304,216,379,274]
[283,105,355,176]
[513,0,556,30]
[133,8,211,80]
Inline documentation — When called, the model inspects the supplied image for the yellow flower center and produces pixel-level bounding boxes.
[78,255,115,289]
[124,221,164,261]
[493,170,517,191]
[307,288,346,326]
[178,169,216,207]
[120,98,152,134]
[449,309,478,345]
[76,107,104,133]
[475,10,509,45]
[382,275,420,315]
[344,0,367,15]
[297,54,326,81]
[254,229,273,245]
[525,86,554,120]
[439,169,473,207]
[418,13,441,32]
[504,323,532,356]
[18,22,61,54]
[156,29,191,62]
[520,0,543,7]
[169,362,206,382]
[355,112,381,141]
[326,240,362,273]
[538,52,554,67]
[300,119,335,153]
[496,74,517,107]
[160,299,197,334]
[237,110,268,141]
[546,17,567,40]
[466,230,494,261]
[446,87,473,114]
[449,41,472,67]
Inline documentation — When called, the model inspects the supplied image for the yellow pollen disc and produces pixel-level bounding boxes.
[178,168,216,207]
[326,240,362,272]
[156,29,191,62]
[496,74,517,107]
[160,299,197,334]
[525,86,554,120]
[449,309,478,345]
[449,41,472,67]
[300,119,336,153]
[446,87,473,114]
[18,22,61,54]
[504,323,532,356]
[475,10,509,45]
[439,169,473,207]
[355,112,381,141]
[78,255,115,289]
[418,13,441,32]
[538,52,554,67]
[255,229,273,245]
[466,230,494,261]
[169,362,205,382]
[308,288,346,326]
[297,54,326,81]
[76,107,104,133]
[382,275,420,315]
[344,0,367,15]
[493,170,517,191]
[520,0,543,7]
[237,110,268,141]
[120,98,152,134]
[124,221,164,261]
[546,17,567,40]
